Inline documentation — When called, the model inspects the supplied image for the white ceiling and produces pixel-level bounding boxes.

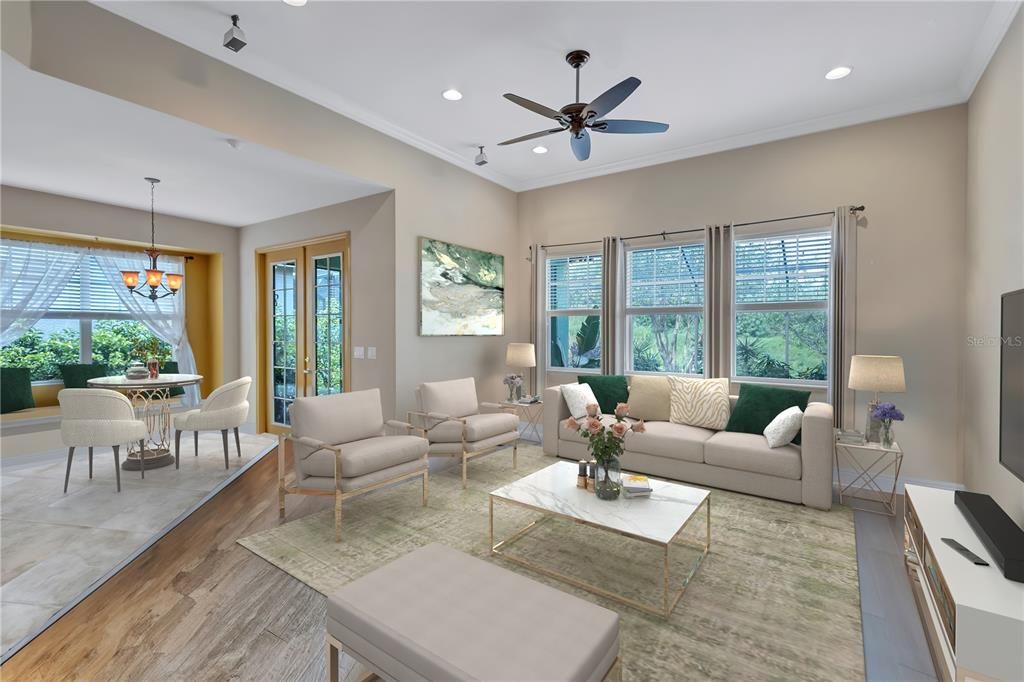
[0,56,386,227]
[97,1,1020,192]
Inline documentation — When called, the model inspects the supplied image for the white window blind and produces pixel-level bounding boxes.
[547,254,602,311]
[734,231,831,304]
[627,243,705,307]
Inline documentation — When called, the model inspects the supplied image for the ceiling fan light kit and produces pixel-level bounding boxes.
[499,49,669,161]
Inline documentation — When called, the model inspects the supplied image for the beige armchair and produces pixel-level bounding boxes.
[58,388,148,493]
[278,388,428,541]
[410,377,519,489]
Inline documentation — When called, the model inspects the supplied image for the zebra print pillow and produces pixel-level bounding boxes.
[668,377,731,430]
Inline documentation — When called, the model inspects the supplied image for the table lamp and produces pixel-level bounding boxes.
[506,342,536,399]
[848,354,905,442]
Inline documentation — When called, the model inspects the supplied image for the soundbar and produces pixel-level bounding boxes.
[954,490,1024,582]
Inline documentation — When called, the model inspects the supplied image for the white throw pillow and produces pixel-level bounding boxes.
[763,406,804,448]
[561,382,600,419]
[667,377,731,430]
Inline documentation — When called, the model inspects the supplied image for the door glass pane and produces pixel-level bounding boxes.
[313,255,343,395]
[271,261,297,424]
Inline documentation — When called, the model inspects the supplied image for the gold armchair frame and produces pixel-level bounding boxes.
[278,419,428,542]
[408,404,519,489]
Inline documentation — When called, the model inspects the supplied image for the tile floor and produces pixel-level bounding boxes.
[0,431,276,656]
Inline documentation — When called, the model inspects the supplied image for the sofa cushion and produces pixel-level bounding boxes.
[763,405,804,448]
[725,383,811,445]
[560,382,600,419]
[625,421,712,463]
[160,361,186,396]
[704,431,802,480]
[578,375,628,415]
[626,375,670,422]
[59,363,108,389]
[302,434,427,479]
[419,377,479,419]
[427,412,518,443]
[1,367,35,413]
[668,377,731,430]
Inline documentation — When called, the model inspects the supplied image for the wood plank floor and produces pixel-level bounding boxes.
[3,447,936,681]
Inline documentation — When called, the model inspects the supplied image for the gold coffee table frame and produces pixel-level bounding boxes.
[489,492,710,619]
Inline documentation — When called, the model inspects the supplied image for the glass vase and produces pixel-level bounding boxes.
[147,358,160,379]
[507,384,516,402]
[880,422,895,449]
[594,457,622,500]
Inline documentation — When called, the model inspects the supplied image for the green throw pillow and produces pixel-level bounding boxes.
[161,361,185,397]
[577,375,629,415]
[59,363,109,389]
[725,383,811,445]
[1,367,36,413]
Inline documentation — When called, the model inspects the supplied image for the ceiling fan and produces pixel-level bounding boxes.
[498,50,669,162]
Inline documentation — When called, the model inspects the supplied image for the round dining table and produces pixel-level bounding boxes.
[87,373,203,470]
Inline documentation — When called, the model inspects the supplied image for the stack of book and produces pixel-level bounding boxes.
[622,474,653,498]
[836,430,866,445]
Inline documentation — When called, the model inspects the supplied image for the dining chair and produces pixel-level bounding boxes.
[173,376,252,469]
[58,388,148,493]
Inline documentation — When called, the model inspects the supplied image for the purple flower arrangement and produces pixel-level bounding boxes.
[871,402,904,424]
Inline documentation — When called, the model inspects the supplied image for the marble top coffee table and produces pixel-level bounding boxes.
[489,460,710,618]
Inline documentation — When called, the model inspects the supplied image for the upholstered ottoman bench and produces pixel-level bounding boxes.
[326,543,621,682]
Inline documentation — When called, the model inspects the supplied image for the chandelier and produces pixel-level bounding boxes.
[120,177,183,301]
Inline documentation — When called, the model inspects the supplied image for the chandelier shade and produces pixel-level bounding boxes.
[123,178,184,302]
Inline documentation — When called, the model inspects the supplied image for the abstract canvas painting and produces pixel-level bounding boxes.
[420,238,504,336]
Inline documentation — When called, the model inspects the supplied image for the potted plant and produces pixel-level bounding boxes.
[565,403,645,500]
[503,373,523,402]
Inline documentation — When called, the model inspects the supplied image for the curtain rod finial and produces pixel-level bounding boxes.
[850,205,865,213]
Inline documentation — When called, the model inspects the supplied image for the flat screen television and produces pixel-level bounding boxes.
[1001,288,1024,482]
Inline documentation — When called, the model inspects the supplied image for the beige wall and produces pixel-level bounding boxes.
[964,9,1024,523]
[240,192,397,421]
[519,107,968,484]
[15,2,524,421]
[0,185,241,383]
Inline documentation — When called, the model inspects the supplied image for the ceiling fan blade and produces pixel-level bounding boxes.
[591,119,669,134]
[503,94,566,122]
[570,128,591,161]
[497,128,566,146]
[582,77,641,120]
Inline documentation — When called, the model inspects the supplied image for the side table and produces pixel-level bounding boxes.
[834,431,903,515]
[500,400,543,443]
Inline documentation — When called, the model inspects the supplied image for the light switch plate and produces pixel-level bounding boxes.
[367,346,377,360]
[353,346,365,359]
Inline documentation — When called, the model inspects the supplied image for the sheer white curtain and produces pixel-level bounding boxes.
[93,248,200,407]
[0,239,85,344]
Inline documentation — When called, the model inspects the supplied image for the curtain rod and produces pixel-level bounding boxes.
[538,205,865,250]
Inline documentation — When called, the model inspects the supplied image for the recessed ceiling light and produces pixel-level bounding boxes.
[532,145,548,154]
[825,66,852,81]
[442,89,463,101]
[283,0,307,5]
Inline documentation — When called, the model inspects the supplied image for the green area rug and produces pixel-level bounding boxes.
[239,445,863,681]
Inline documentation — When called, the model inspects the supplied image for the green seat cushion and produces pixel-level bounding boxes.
[1,367,36,413]
[161,361,185,397]
[59,363,109,389]
[577,375,629,415]
[725,383,811,445]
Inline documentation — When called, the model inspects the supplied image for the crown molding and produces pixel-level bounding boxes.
[516,87,967,192]
[956,1,1022,99]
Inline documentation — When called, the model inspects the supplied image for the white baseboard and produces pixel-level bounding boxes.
[836,467,964,495]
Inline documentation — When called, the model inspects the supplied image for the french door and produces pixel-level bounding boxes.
[261,237,349,433]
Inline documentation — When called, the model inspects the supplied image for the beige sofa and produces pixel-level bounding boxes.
[543,383,834,510]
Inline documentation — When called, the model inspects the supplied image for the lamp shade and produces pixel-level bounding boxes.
[506,342,536,368]
[848,355,906,393]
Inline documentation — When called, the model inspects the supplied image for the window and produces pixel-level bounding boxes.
[545,253,602,370]
[732,230,831,384]
[0,243,172,382]
[626,242,705,375]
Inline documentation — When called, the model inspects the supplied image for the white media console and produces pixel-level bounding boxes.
[903,484,1024,681]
